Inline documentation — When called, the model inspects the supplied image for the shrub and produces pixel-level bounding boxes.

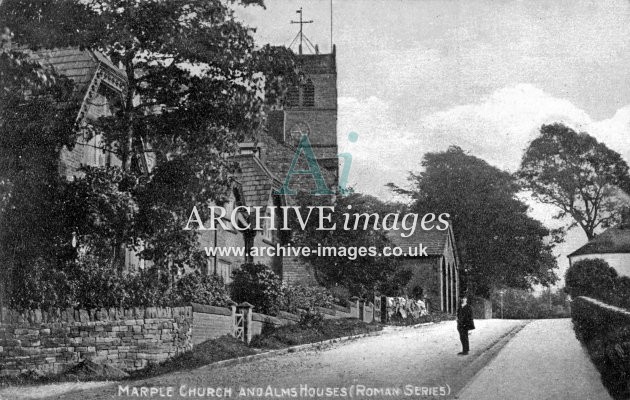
[328,285,351,306]
[9,258,74,310]
[614,277,630,309]
[298,309,325,329]
[565,258,617,300]
[121,269,169,308]
[9,254,232,310]
[281,285,334,313]
[231,263,283,315]
[167,272,231,307]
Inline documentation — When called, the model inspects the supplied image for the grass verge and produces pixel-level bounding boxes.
[250,317,381,349]
[128,335,258,379]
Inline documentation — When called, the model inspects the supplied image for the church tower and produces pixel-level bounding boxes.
[257,9,339,284]
[283,48,338,186]
[264,9,338,193]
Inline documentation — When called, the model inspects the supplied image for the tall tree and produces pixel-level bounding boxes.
[518,123,630,240]
[390,146,558,298]
[0,0,298,276]
[290,192,410,298]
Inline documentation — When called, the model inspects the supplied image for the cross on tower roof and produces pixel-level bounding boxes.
[289,7,317,55]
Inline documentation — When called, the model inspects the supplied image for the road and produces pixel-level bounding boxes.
[0,319,528,400]
[458,319,612,400]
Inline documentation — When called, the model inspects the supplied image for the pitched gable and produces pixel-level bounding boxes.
[234,152,281,209]
[387,227,450,257]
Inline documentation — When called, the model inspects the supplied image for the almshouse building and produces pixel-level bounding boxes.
[568,215,630,278]
[387,224,460,314]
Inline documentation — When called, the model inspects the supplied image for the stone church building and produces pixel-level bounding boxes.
[5,36,339,286]
[4,33,460,308]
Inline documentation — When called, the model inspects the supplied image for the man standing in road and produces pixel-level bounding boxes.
[457,296,475,355]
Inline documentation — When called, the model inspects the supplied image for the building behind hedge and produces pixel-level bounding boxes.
[568,216,630,278]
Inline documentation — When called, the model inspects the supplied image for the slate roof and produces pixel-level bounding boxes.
[568,227,630,257]
[386,225,453,257]
[31,48,124,92]
[234,153,281,209]
[24,48,126,122]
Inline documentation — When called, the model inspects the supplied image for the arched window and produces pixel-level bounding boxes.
[302,79,315,107]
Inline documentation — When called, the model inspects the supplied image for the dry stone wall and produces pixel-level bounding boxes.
[0,306,192,377]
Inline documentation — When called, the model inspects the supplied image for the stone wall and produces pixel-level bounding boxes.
[0,295,405,377]
[250,311,300,337]
[0,306,192,377]
[191,304,234,346]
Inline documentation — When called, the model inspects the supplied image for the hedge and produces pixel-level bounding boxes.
[571,296,630,399]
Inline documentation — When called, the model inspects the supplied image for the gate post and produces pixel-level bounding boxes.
[381,296,388,324]
[237,302,254,344]
[228,300,241,340]
[374,295,381,323]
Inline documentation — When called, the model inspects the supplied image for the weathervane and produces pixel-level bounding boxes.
[289,7,316,55]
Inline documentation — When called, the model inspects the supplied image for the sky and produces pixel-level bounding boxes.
[236,0,630,286]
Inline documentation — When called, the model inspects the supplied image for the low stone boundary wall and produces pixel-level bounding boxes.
[190,299,379,344]
[251,312,298,337]
[0,306,192,377]
[191,304,233,346]
[0,296,409,376]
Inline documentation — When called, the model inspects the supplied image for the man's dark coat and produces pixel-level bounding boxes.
[457,304,475,331]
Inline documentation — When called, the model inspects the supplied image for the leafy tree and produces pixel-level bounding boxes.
[518,123,630,240]
[289,192,410,298]
[0,45,84,302]
[490,288,570,319]
[390,146,558,298]
[0,0,298,280]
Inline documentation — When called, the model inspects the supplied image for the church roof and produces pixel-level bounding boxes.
[568,227,630,257]
[386,226,454,257]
